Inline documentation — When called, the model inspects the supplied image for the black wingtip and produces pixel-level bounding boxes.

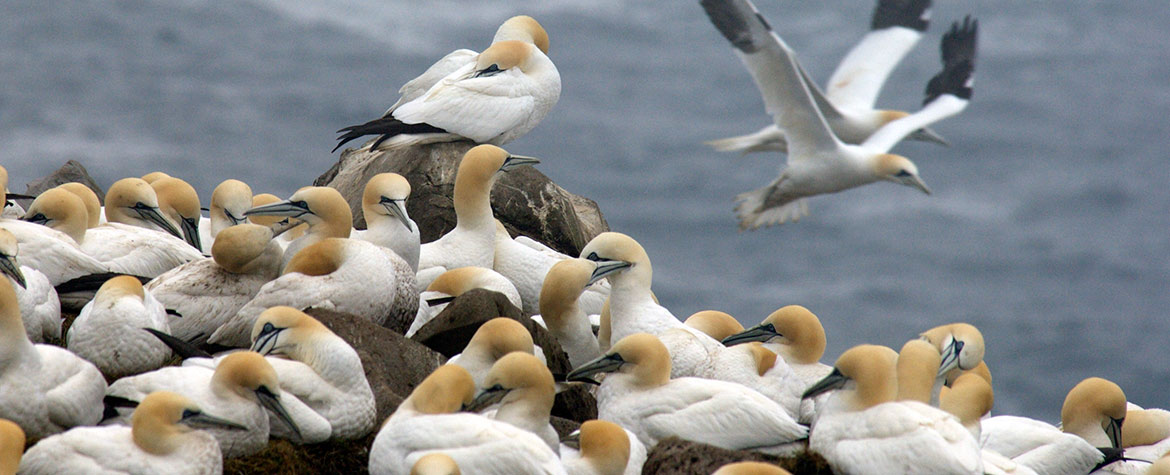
[101,394,140,422]
[871,0,932,32]
[941,15,979,67]
[143,327,213,359]
[54,273,151,294]
[426,295,458,307]
[165,308,183,318]
[1093,447,1126,472]
[923,15,978,105]
[699,0,769,54]
[333,116,448,153]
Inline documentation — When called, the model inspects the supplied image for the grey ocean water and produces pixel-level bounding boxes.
[2,1,1167,421]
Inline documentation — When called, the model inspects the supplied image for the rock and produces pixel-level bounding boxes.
[307,309,446,423]
[552,383,598,424]
[550,416,581,440]
[224,434,375,475]
[640,437,832,475]
[316,139,608,257]
[22,160,105,204]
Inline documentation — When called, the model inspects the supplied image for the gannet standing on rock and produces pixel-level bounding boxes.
[566,333,807,453]
[353,173,420,271]
[416,144,540,289]
[1,188,108,286]
[83,178,202,277]
[0,278,105,441]
[369,364,566,475]
[495,220,608,316]
[0,228,60,343]
[537,258,602,368]
[198,178,253,252]
[243,186,352,270]
[67,275,172,379]
[334,16,559,151]
[447,317,543,387]
[210,236,416,346]
[464,352,559,453]
[559,419,646,475]
[151,176,203,251]
[19,391,242,475]
[408,266,523,338]
[700,0,979,227]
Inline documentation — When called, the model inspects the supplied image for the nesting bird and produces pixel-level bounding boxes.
[1,188,109,286]
[198,178,254,252]
[67,275,172,379]
[150,176,203,251]
[559,419,646,475]
[409,266,523,337]
[82,178,203,277]
[446,317,542,388]
[537,258,604,368]
[353,172,420,272]
[465,352,559,453]
[243,186,353,270]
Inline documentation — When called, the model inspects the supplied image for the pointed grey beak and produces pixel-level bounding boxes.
[245,200,311,219]
[181,216,202,250]
[566,353,626,383]
[183,410,249,432]
[586,260,631,286]
[721,323,779,347]
[0,254,26,289]
[499,154,541,172]
[463,384,509,413]
[907,175,932,195]
[1106,416,1124,449]
[910,127,950,147]
[255,386,303,441]
[560,429,582,450]
[803,367,849,400]
[132,203,183,238]
[937,339,965,377]
[379,197,414,231]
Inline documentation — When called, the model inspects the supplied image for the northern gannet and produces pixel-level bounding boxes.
[712,462,792,475]
[409,266,523,338]
[700,0,979,228]
[567,333,807,453]
[83,178,202,277]
[106,351,303,457]
[353,173,420,272]
[411,453,461,475]
[210,236,416,346]
[243,186,352,270]
[146,223,284,345]
[334,16,559,151]
[416,144,540,289]
[801,344,983,474]
[18,391,242,474]
[560,419,646,475]
[0,278,105,441]
[937,373,1033,475]
[199,178,253,252]
[151,176,203,251]
[919,322,986,399]
[248,192,307,250]
[706,0,947,154]
[0,419,23,475]
[465,352,559,453]
[0,228,60,343]
[1,189,108,286]
[67,275,172,379]
[495,221,608,317]
[447,317,541,388]
[368,364,566,474]
[537,258,603,368]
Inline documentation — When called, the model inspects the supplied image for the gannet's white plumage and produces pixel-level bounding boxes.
[700,0,978,228]
[243,186,353,270]
[446,318,540,388]
[981,377,1127,474]
[67,275,172,379]
[369,364,566,475]
[0,188,108,286]
[146,223,284,345]
[938,373,1036,475]
[801,344,983,474]
[409,266,523,337]
[560,420,646,475]
[566,333,806,453]
[466,352,559,453]
[494,220,608,316]
[0,419,23,475]
[0,228,60,343]
[335,16,559,151]
[0,278,105,441]
[151,177,203,251]
[537,258,602,368]
[18,391,238,475]
[210,236,416,346]
[106,351,302,457]
[706,0,947,154]
[83,178,202,277]
[200,179,253,252]
[353,173,420,271]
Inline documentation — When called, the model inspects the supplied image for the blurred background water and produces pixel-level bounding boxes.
[2,0,1167,421]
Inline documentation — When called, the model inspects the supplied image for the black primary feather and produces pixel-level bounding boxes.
[143,327,213,359]
[924,16,978,104]
[871,0,932,32]
[332,116,449,152]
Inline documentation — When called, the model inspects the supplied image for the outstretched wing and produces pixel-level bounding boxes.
[827,0,932,111]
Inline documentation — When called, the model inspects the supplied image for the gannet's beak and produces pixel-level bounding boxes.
[255,386,303,441]
[937,338,965,377]
[245,200,310,219]
[250,323,284,356]
[463,384,509,413]
[181,217,202,250]
[183,410,249,432]
[379,197,413,231]
[1106,416,1124,449]
[559,429,582,450]
[132,203,183,238]
[803,368,849,400]
[910,127,950,147]
[566,353,625,383]
[721,323,779,347]
[500,154,541,172]
[586,259,631,286]
[0,253,26,289]
[907,175,932,195]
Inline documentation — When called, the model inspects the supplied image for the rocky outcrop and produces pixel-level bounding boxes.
[22,160,105,204]
[640,437,831,474]
[316,140,608,257]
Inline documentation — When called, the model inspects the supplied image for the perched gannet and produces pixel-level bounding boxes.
[981,377,1127,475]
[334,16,559,151]
[712,462,792,475]
[411,453,460,475]
[244,186,352,270]
[560,420,647,475]
[146,223,284,345]
[801,344,983,474]
[495,221,608,317]
[0,278,105,441]
[0,228,60,343]
[706,0,947,154]
[56,182,102,228]
[700,0,978,228]
[151,177,203,251]
[82,178,203,277]
[417,145,540,289]
[0,419,23,475]
[465,352,559,453]
[200,179,253,250]
[353,173,420,271]
[409,266,523,337]
[67,275,172,379]
[447,317,541,387]
[106,351,302,457]
[210,237,416,346]
[19,391,242,474]
[537,258,603,368]
[567,333,807,453]
[369,364,566,475]
[1,189,108,286]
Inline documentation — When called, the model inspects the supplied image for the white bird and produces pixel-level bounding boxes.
[242,186,353,270]
[495,220,608,316]
[409,266,523,338]
[447,317,543,388]
[537,258,603,368]
[464,352,559,453]
[700,0,978,228]
[369,364,566,475]
[981,377,1127,475]
[67,275,172,379]
[416,144,540,289]
[147,223,285,345]
[334,16,558,151]
[151,176,203,251]
[566,333,807,453]
[198,178,253,253]
[0,418,23,475]
[938,373,1037,475]
[353,172,420,272]
[706,0,948,154]
[0,228,60,343]
[209,236,416,345]
[801,344,983,474]
[106,351,303,458]
[0,278,105,441]
[560,419,646,475]
[1,188,109,287]
[919,322,986,405]
[18,391,242,475]
[84,178,203,277]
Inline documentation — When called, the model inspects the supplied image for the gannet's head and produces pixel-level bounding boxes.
[563,420,631,475]
[211,223,283,275]
[362,173,413,231]
[212,351,302,440]
[95,275,146,305]
[803,344,898,410]
[455,145,539,198]
[140,171,171,184]
[1121,407,1170,448]
[464,352,554,413]
[464,318,534,360]
[474,40,544,77]
[567,333,670,388]
[713,462,792,475]
[247,194,282,227]
[282,238,347,277]
[939,372,994,432]
[580,232,649,288]
[1061,377,1127,449]
[896,339,942,404]
[411,453,461,475]
[403,365,476,416]
[131,391,247,455]
[722,305,826,365]
[210,179,253,236]
[538,258,596,328]
[0,229,26,289]
[873,153,931,195]
[151,177,203,250]
[250,306,333,362]
[56,182,102,229]
[683,310,744,341]
[105,177,183,238]
[23,187,89,244]
[494,15,549,54]
[0,418,24,475]
[245,187,351,238]
[920,323,985,378]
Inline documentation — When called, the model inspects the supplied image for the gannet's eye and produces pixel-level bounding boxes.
[585,252,601,262]
[895,170,912,178]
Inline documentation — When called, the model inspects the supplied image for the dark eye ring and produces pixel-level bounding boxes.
[895,170,912,178]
